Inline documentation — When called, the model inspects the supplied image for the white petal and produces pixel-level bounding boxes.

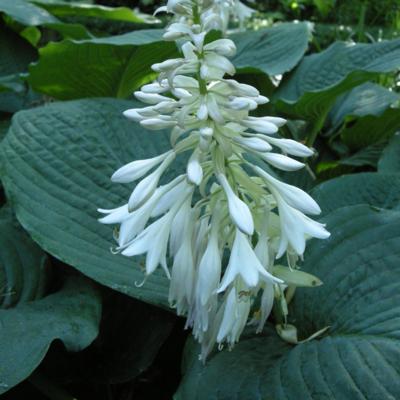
[253,166,321,215]
[217,173,254,235]
[266,137,314,157]
[261,153,305,171]
[196,232,221,305]
[234,136,272,152]
[111,152,171,183]
[187,151,203,185]
[128,153,175,211]
[98,204,128,224]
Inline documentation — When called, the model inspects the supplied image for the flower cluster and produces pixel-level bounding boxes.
[99,0,330,360]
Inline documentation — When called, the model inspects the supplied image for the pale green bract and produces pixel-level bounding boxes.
[99,0,330,360]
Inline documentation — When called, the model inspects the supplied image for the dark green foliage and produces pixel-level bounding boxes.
[0,0,399,398]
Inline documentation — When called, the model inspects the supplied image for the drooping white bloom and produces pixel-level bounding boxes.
[128,152,175,211]
[111,151,173,183]
[100,0,330,359]
[218,229,282,292]
[216,286,251,346]
[217,173,254,235]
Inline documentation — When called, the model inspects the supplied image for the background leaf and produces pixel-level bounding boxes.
[0,98,176,306]
[28,30,178,99]
[0,0,91,39]
[176,206,400,400]
[275,38,400,119]
[30,0,148,24]
[232,22,311,76]
[0,276,101,395]
[311,172,400,215]
[328,82,400,133]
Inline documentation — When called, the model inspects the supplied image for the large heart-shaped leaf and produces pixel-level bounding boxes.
[275,38,400,119]
[378,134,400,173]
[28,30,179,99]
[311,172,400,215]
[0,276,102,395]
[0,98,176,306]
[28,22,309,100]
[175,205,400,399]
[0,206,48,308]
[231,22,311,76]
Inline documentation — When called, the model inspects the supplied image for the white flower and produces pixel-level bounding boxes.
[218,230,282,293]
[275,195,330,257]
[187,150,203,185]
[195,223,221,307]
[203,39,237,57]
[128,152,175,211]
[234,136,272,152]
[217,173,254,235]
[260,152,305,171]
[111,151,173,183]
[254,166,321,215]
[121,211,174,277]
[216,286,251,346]
[169,206,196,315]
[265,137,314,157]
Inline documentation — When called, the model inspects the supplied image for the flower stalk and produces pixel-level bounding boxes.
[99,0,330,360]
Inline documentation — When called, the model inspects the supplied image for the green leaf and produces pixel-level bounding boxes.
[176,206,400,400]
[339,141,387,168]
[0,0,59,26]
[232,22,311,76]
[0,98,174,306]
[0,0,91,39]
[341,107,400,150]
[311,172,400,215]
[0,206,48,308]
[28,30,178,99]
[0,276,102,395]
[275,38,400,120]
[30,0,148,24]
[379,134,400,173]
[328,82,400,133]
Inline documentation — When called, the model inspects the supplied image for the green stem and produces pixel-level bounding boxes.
[29,372,77,400]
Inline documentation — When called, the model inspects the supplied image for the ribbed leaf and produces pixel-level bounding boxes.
[0,98,174,306]
[275,38,400,119]
[0,277,102,395]
[311,172,400,215]
[176,206,400,400]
